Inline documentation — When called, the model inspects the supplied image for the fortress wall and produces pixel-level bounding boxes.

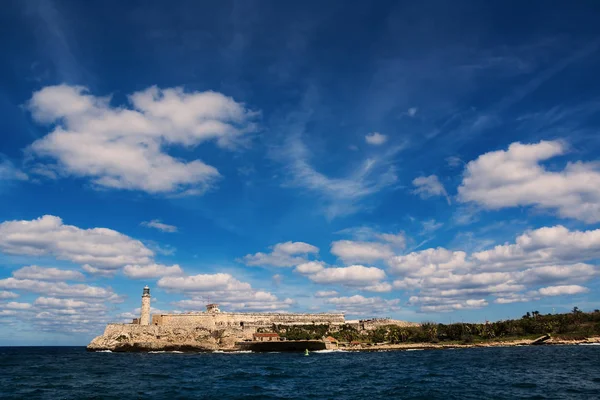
[103,323,160,336]
[155,312,345,329]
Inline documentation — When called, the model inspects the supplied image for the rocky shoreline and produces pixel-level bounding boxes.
[87,323,600,353]
[345,336,600,352]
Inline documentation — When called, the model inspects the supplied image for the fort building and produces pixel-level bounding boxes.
[134,286,345,338]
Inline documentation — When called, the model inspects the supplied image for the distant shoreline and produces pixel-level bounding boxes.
[85,336,600,353]
[342,336,600,352]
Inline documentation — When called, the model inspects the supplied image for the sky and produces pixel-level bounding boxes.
[1,0,600,345]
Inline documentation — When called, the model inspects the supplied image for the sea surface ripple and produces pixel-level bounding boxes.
[1,345,599,399]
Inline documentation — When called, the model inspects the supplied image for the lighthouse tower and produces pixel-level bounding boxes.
[140,285,151,325]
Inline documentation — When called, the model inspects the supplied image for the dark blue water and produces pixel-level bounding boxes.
[1,346,599,399]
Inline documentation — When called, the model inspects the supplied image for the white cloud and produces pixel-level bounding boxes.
[0,290,19,299]
[158,273,251,292]
[326,295,400,315]
[335,227,406,249]
[26,85,258,195]
[276,135,399,218]
[0,310,17,317]
[82,264,116,277]
[12,265,84,281]
[314,290,338,298]
[34,297,106,310]
[458,140,600,223]
[412,175,450,204]
[0,215,153,269]
[330,240,394,264]
[160,271,293,312]
[472,225,600,270]
[409,296,488,313]
[242,241,319,267]
[141,220,178,233]
[123,264,184,279]
[308,265,386,286]
[407,107,418,117]
[0,159,28,181]
[420,219,443,234]
[294,261,325,275]
[174,293,294,312]
[4,302,32,310]
[365,132,387,145]
[363,282,393,293]
[376,232,406,249]
[537,285,589,296]
[388,248,470,276]
[388,225,600,311]
[0,278,120,301]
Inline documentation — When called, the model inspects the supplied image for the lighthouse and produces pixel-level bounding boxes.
[140,285,151,325]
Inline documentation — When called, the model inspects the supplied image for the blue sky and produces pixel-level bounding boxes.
[1,0,600,345]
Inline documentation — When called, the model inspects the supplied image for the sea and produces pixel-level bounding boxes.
[1,345,599,399]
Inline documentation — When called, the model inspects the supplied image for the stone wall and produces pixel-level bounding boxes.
[153,312,345,330]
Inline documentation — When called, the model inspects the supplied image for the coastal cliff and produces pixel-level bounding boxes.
[87,323,240,352]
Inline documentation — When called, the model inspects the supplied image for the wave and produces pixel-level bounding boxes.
[579,343,600,346]
[313,349,347,353]
[212,350,253,354]
[96,350,112,353]
[148,351,184,354]
[404,349,424,351]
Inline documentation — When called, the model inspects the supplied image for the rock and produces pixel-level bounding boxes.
[87,323,221,352]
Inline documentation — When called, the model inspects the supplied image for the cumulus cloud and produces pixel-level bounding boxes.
[409,297,488,313]
[363,282,393,293]
[294,261,325,275]
[123,264,184,279]
[0,215,153,269]
[0,278,120,301]
[537,285,589,296]
[158,271,294,312]
[141,220,178,233]
[458,140,600,223]
[12,265,84,281]
[389,225,599,311]
[242,241,319,267]
[4,302,32,310]
[412,175,450,204]
[365,132,387,145]
[82,264,116,277]
[174,293,294,313]
[330,240,394,264]
[158,273,251,292]
[308,265,386,286]
[314,290,338,298]
[326,295,400,315]
[0,290,19,299]
[26,85,258,195]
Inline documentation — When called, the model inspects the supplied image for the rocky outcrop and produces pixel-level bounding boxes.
[86,323,240,352]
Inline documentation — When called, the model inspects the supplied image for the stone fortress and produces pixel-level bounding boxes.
[140,285,346,333]
[87,286,416,352]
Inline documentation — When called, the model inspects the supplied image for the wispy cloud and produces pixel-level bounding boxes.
[141,220,178,233]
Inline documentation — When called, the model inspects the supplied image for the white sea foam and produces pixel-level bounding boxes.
[404,349,424,351]
[579,343,600,346]
[148,351,184,354]
[212,350,253,354]
[96,350,112,353]
[313,349,347,353]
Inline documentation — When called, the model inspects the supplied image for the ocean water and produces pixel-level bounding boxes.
[1,346,599,399]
